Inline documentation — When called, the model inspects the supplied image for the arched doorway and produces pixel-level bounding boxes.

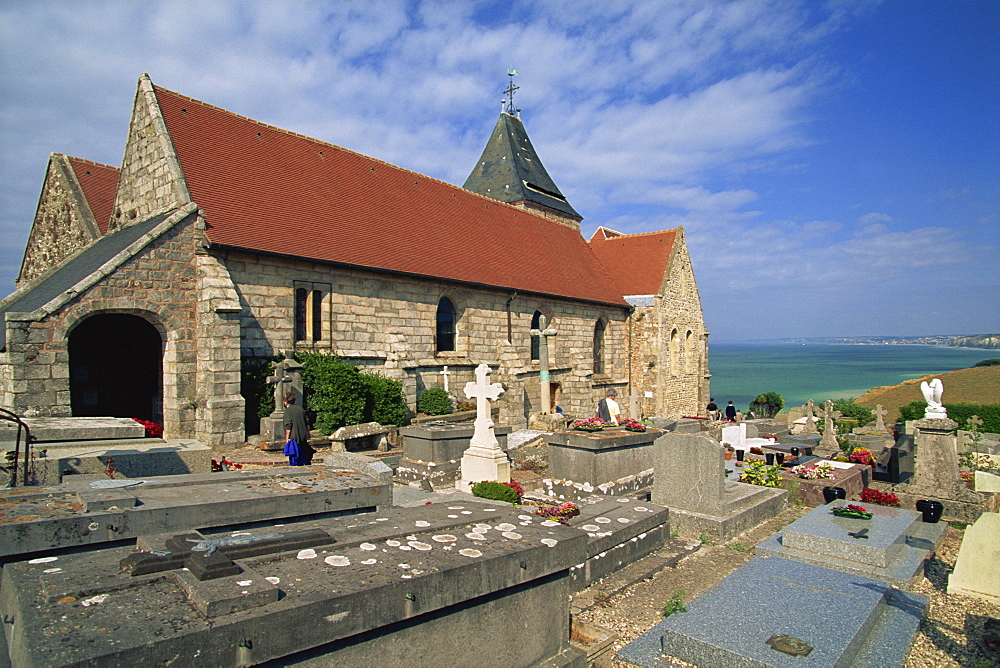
[69,313,162,421]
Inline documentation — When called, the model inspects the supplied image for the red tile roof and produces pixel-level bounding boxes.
[152,86,626,307]
[587,227,677,296]
[67,156,118,234]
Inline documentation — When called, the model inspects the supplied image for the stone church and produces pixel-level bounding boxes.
[0,74,709,446]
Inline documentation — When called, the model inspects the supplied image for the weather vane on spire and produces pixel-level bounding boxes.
[503,69,520,116]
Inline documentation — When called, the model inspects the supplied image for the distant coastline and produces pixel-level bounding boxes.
[712,334,999,350]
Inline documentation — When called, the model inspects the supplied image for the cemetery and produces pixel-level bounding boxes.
[1,364,998,665]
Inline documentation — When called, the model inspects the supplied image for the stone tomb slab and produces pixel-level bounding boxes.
[546,429,661,488]
[616,555,927,668]
[755,501,946,587]
[1,503,587,667]
[778,459,869,506]
[0,467,391,559]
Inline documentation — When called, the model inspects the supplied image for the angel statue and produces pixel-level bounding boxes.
[920,378,947,418]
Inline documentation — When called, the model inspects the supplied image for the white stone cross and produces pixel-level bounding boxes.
[873,404,888,431]
[464,363,505,448]
[439,365,451,392]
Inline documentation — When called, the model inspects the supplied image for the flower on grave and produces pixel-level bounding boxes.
[859,488,899,507]
[832,503,873,520]
[791,462,835,480]
[532,502,580,524]
[131,418,163,438]
[621,419,647,432]
[849,448,875,466]
[749,447,764,455]
[454,400,476,412]
[960,471,975,482]
[573,417,606,432]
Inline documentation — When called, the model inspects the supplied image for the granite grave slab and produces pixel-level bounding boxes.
[0,466,391,559]
[617,555,927,668]
[755,501,946,587]
[1,503,587,667]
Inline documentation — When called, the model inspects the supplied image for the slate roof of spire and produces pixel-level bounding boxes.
[66,156,118,234]
[587,226,678,296]
[153,86,622,306]
[462,113,581,220]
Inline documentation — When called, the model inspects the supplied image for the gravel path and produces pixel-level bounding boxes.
[575,512,999,667]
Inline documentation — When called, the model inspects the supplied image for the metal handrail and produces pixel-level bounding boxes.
[0,408,33,487]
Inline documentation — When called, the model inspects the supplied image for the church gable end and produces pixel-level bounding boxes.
[17,154,112,288]
[109,74,192,232]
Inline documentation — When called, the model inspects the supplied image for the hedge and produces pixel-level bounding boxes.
[897,401,1000,433]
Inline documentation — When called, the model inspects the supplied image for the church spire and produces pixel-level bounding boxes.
[464,72,582,230]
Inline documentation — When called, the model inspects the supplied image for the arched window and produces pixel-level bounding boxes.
[436,297,456,352]
[593,319,606,375]
[530,310,542,361]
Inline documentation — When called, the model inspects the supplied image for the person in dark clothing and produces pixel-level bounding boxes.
[706,397,719,420]
[283,391,315,465]
[724,400,737,422]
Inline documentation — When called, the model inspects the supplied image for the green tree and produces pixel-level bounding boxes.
[297,352,367,434]
[360,372,407,426]
[749,392,784,418]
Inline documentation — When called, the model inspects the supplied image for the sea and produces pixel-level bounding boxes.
[708,343,992,412]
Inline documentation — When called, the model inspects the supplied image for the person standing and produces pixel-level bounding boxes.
[724,400,737,422]
[283,391,315,465]
[706,397,719,420]
[596,388,621,425]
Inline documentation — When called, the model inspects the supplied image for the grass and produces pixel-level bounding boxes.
[855,365,1000,422]
[663,591,686,618]
[727,542,749,552]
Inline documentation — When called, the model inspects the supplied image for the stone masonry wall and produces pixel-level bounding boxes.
[223,249,629,429]
[628,231,709,419]
[109,75,190,232]
[0,213,202,441]
[18,156,102,287]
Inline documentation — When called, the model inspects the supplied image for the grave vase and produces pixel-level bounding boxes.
[735,450,745,463]
[915,499,944,523]
[765,453,775,466]
[775,453,785,466]
[822,486,847,504]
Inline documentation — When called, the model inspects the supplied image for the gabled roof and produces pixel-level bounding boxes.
[587,227,678,296]
[0,212,176,349]
[66,157,118,234]
[462,113,581,220]
[152,86,622,306]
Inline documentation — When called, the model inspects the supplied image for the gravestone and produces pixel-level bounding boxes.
[799,399,820,434]
[756,499,946,586]
[1,503,588,667]
[543,428,660,500]
[259,355,304,444]
[617,556,928,668]
[456,363,511,492]
[779,458,869,505]
[396,422,511,488]
[819,400,842,450]
[872,431,915,484]
[893,418,983,522]
[651,432,786,540]
[948,512,1000,603]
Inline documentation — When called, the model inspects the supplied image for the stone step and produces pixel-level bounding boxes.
[617,556,927,668]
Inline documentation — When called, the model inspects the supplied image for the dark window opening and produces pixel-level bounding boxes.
[530,310,542,361]
[593,319,606,375]
[436,297,456,352]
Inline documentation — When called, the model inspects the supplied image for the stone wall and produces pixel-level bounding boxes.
[17,155,103,287]
[0,210,214,443]
[223,248,630,429]
[627,230,709,418]
[108,75,190,232]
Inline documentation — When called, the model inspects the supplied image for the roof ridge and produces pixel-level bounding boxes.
[64,155,118,171]
[592,227,679,241]
[153,84,563,228]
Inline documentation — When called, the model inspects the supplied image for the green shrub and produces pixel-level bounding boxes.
[831,398,874,427]
[663,592,686,618]
[748,391,784,418]
[359,372,407,426]
[470,481,520,504]
[297,352,368,434]
[418,387,452,415]
[738,460,783,487]
[974,359,1000,367]
[898,401,1000,433]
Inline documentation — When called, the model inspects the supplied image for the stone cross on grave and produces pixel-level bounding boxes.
[820,400,843,449]
[873,404,888,432]
[801,399,820,435]
[529,314,557,414]
[260,355,305,443]
[439,365,451,392]
[456,363,510,492]
[120,529,333,581]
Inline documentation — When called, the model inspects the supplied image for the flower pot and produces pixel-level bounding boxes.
[915,500,944,523]
[822,486,847,504]
[790,447,800,457]
[735,450,745,462]
[775,453,785,466]
[765,453,775,466]
[724,451,732,461]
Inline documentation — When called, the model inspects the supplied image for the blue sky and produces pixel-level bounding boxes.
[1,0,997,341]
